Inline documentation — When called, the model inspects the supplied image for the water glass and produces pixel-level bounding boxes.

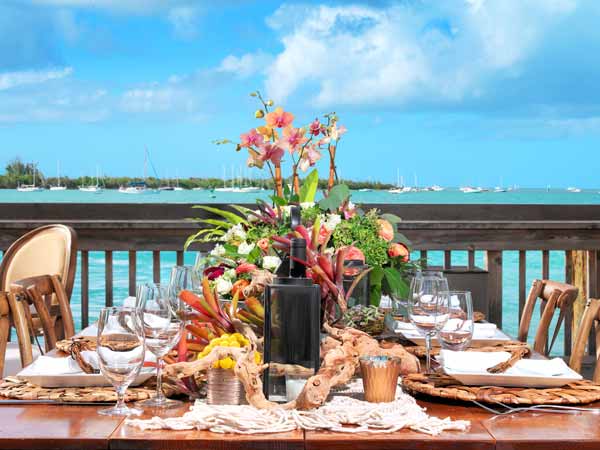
[392,270,445,318]
[437,291,474,351]
[136,283,184,408]
[407,275,450,373]
[96,307,145,417]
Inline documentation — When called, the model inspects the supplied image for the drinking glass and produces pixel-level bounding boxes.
[437,291,474,351]
[392,270,445,319]
[407,275,450,373]
[168,265,201,311]
[194,252,207,273]
[96,306,145,416]
[136,283,184,408]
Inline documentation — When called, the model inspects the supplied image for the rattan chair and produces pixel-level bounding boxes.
[0,224,77,300]
[518,279,578,356]
[569,298,600,382]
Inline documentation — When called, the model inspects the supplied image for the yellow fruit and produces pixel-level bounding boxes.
[212,361,220,369]
[254,352,262,364]
[228,341,240,348]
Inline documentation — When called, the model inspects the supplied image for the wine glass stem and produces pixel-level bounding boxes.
[115,385,126,411]
[155,358,165,402]
[425,333,432,373]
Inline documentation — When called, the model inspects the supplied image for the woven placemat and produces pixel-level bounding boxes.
[403,341,528,359]
[0,377,154,403]
[403,373,600,405]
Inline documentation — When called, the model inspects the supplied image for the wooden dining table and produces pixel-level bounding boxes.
[1,326,599,450]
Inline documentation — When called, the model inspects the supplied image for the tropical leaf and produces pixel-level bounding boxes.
[229,204,254,217]
[369,265,384,306]
[392,232,412,247]
[380,213,402,224]
[318,184,350,212]
[269,195,287,207]
[197,218,234,229]
[299,169,319,203]
[382,266,409,299]
[193,205,248,225]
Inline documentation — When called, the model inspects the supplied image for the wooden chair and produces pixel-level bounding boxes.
[518,279,578,356]
[0,224,77,300]
[569,298,600,382]
[0,290,41,376]
[10,274,76,353]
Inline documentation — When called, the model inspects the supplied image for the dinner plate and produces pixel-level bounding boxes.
[440,350,583,388]
[18,362,154,388]
[391,320,510,347]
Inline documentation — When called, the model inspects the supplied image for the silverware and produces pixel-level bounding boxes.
[473,400,600,416]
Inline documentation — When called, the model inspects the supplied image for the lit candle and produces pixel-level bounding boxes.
[285,378,307,401]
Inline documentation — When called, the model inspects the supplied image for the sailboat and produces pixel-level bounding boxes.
[567,187,582,193]
[214,166,235,192]
[119,148,157,194]
[388,169,409,193]
[17,166,44,192]
[49,161,67,191]
[173,170,184,191]
[79,167,103,193]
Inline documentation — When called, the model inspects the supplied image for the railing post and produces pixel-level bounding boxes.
[518,250,526,318]
[568,250,590,357]
[105,250,113,307]
[128,251,137,297]
[81,251,89,329]
[153,251,161,283]
[485,250,503,328]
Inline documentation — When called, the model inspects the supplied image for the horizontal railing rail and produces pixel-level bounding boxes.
[0,203,598,359]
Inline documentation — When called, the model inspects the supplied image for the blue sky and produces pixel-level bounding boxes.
[1,0,600,187]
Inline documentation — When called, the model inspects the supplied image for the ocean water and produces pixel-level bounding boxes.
[1,187,579,354]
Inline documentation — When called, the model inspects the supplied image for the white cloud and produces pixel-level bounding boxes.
[0,67,73,91]
[120,82,195,114]
[264,1,578,107]
[217,51,272,78]
[167,5,200,39]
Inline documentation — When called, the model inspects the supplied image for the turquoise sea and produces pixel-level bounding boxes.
[3,187,584,354]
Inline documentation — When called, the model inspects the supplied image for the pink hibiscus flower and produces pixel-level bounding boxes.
[265,107,294,128]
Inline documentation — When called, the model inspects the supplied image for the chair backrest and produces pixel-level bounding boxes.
[10,274,75,352]
[0,292,12,377]
[518,279,578,355]
[0,225,77,300]
[569,298,600,382]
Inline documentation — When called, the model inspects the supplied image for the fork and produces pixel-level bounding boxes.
[472,400,600,416]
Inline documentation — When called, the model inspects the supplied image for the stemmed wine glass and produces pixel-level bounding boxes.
[136,283,184,408]
[169,265,200,311]
[407,275,450,373]
[437,291,474,351]
[96,306,145,416]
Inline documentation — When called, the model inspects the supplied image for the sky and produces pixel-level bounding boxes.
[1,0,600,187]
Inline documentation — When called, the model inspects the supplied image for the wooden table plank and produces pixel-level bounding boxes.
[0,405,121,450]
[482,402,600,450]
[110,404,305,450]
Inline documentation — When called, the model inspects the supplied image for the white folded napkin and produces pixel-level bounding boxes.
[395,321,498,339]
[19,355,83,376]
[441,350,576,377]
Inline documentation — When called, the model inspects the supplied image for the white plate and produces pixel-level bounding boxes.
[444,369,582,388]
[441,351,583,388]
[393,322,510,347]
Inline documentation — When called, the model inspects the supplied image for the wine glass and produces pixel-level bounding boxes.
[194,252,207,273]
[437,291,474,351]
[168,265,200,311]
[407,275,450,373]
[96,306,145,417]
[136,283,184,408]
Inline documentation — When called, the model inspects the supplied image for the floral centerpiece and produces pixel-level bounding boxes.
[187,91,417,315]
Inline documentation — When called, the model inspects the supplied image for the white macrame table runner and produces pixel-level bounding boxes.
[126,381,470,436]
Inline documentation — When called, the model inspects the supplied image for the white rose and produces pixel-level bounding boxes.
[238,242,255,255]
[210,244,226,257]
[300,202,315,209]
[222,224,246,243]
[223,269,236,281]
[215,278,233,295]
[262,255,282,272]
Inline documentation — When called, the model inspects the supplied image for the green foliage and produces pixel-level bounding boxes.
[299,169,319,203]
[300,205,321,226]
[369,266,384,306]
[318,184,350,211]
[332,210,389,267]
[192,205,248,225]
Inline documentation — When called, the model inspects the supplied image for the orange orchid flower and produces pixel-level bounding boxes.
[265,107,294,128]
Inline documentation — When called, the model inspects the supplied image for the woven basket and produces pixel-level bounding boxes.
[403,373,600,405]
[404,341,528,359]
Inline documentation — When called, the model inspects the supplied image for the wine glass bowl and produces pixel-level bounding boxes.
[407,275,450,373]
[136,283,184,409]
[437,291,473,351]
[96,306,145,417]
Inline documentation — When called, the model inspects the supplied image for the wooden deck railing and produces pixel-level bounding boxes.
[1,202,599,357]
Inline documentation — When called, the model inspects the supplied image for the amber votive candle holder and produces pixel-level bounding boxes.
[359,356,402,403]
